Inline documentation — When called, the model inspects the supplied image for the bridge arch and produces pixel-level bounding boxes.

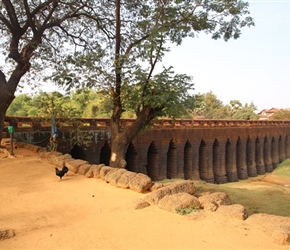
[146,141,159,181]
[70,144,86,160]
[100,140,111,166]
[125,142,138,172]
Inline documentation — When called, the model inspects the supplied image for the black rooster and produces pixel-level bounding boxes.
[55,166,69,180]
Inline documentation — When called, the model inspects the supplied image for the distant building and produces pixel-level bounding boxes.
[258,107,289,120]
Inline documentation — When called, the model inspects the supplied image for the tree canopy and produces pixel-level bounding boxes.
[271,109,290,120]
[7,90,259,120]
[1,0,255,167]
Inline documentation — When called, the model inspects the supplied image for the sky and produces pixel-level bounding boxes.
[14,1,290,113]
[161,0,290,112]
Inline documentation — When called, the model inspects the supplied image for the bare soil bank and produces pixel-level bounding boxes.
[0,148,289,249]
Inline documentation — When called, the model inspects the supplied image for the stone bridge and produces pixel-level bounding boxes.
[3,116,290,183]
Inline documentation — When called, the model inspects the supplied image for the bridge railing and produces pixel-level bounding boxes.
[3,116,290,133]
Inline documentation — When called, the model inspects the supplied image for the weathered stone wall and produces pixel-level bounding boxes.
[4,116,290,183]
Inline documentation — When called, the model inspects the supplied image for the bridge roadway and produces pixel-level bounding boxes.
[4,116,290,183]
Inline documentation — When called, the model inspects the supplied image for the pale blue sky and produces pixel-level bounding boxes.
[14,1,290,112]
[162,1,290,112]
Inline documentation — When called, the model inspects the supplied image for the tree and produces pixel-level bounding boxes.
[52,0,254,167]
[271,109,290,120]
[71,89,113,118]
[35,91,76,119]
[0,0,101,143]
[231,101,258,120]
[6,93,32,116]
[192,91,230,119]
[229,100,242,117]
[1,0,254,168]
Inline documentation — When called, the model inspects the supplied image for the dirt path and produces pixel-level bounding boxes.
[0,148,289,249]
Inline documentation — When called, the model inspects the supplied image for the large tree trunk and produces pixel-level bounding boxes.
[0,93,15,145]
[109,0,156,168]
[0,64,30,144]
[109,107,153,168]
[109,133,129,168]
[0,72,16,145]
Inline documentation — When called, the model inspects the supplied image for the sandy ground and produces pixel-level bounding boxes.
[0,148,289,250]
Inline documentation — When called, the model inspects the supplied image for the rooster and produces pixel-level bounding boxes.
[55,166,69,180]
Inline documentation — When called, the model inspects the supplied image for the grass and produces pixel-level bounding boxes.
[157,159,290,218]
[176,206,199,215]
[272,158,290,177]
[195,180,290,217]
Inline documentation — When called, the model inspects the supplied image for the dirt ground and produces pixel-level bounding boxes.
[0,148,289,250]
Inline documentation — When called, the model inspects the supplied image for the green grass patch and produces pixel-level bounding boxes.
[195,182,290,217]
[176,206,199,215]
[159,160,290,218]
[272,158,290,177]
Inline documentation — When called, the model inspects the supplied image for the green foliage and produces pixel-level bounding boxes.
[48,0,254,123]
[6,94,33,116]
[0,1,103,89]
[176,206,199,215]
[122,66,194,118]
[272,158,290,177]
[271,109,290,120]
[7,90,114,119]
[7,89,260,120]
[183,92,258,119]
[231,102,258,120]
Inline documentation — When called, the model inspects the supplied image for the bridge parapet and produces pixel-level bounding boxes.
[4,116,290,132]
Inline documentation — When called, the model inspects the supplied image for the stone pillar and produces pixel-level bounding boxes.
[279,136,286,163]
[213,140,227,184]
[246,137,257,177]
[236,137,248,180]
[263,137,273,173]
[176,142,185,179]
[271,137,279,169]
[192,141,201,180]
[255,137,265,175]
[225,139,238,182]
[199,140,214,183]
[285,136,290,158]
[167,140,177,179]
[184,140,193,180]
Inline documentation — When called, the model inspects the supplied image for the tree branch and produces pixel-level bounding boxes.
[0,11,13,31]
[0,70,7,84]
[2,0,21,33]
